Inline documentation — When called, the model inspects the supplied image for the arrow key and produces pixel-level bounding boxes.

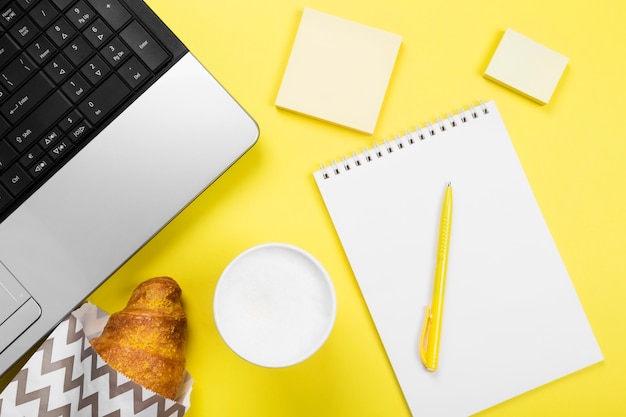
[48,139,72,160]
[28,156,52,177]
[44,54,72,84]
[81,55,110,85]
[83,18,112,48]
[46,17,75,47]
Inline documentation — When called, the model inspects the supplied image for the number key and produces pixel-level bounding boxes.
[26,35,56,65]
[83,19,112,47]
[61,73,91,102]
[44,54,72,83]
[63,36,93,65]
[46,17,76,47]
[100,37,129,67]
[78,74,130,124]
[66,1,95,29]
[81,55,109,84]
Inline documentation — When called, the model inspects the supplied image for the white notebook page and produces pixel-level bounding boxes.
[314,101,602,416]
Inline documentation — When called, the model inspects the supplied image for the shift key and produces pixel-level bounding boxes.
[8,92,72,152]
[78,74,130,125]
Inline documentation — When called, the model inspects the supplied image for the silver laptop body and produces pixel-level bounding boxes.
[0,1,258,376]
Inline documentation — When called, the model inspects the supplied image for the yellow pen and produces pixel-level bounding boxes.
[420,182,453,372]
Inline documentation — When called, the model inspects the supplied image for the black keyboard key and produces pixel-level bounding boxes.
[29,156,52,177]
[8,91,72,152]
[0,139,17,170]
[0,0,185,221]
[0,53,36,92]
[120,21,168,71]
[119,55,149,89]
[29,0,57,28]
[87,0,130,30]
[26,35,56,64]
[51,0,73,11]
[17,0,37,10]
[81,55,109,84]
[9,17,38,46]
[39,128,62,149]
[78,74,129,124]
[0,184,12,211]
[101,37,129,67]
[46,17,76,47]
[0,115,9,137]
[0,6,19,28]
[44,53,72,83]
[63,36,93,65]
[83,18,112,47]
[65,0,94,29]
[0,35,20,68]
[0,164,32,196]
[67,118,90,142]
[61,72,90,102]
[58,109,81,131]
[0,5,22,29]
[1,72,55,123]
[19,144,44,167]
[48,138,72,159]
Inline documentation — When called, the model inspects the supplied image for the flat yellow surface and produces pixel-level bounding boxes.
[62,0,626,415]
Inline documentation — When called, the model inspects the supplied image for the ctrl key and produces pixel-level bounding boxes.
[0,164,32,197]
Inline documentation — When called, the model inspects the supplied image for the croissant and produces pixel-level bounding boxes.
[90,276,187,400]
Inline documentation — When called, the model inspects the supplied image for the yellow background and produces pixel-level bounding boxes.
[4,0,625,416]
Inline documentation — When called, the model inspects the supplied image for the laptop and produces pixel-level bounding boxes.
[0,0,259,376]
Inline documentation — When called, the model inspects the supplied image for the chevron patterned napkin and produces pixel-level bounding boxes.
[0,303,192,416]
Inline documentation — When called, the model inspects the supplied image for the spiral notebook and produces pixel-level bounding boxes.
[313,101,602,417]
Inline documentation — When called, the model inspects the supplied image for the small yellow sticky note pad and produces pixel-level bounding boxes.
[484,29,569,105]
[276,9,402,134]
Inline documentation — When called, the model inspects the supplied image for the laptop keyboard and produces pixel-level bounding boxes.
[0,0,187,222]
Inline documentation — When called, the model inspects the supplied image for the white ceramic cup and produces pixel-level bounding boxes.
[213,243,337,367]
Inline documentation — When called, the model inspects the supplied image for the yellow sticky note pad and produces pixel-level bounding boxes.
[276,9,402,134]
[484,29,569,105]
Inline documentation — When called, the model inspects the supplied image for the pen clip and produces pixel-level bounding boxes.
[419,306,432,365]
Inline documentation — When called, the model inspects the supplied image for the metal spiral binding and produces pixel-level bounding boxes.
[319,101,489,179]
